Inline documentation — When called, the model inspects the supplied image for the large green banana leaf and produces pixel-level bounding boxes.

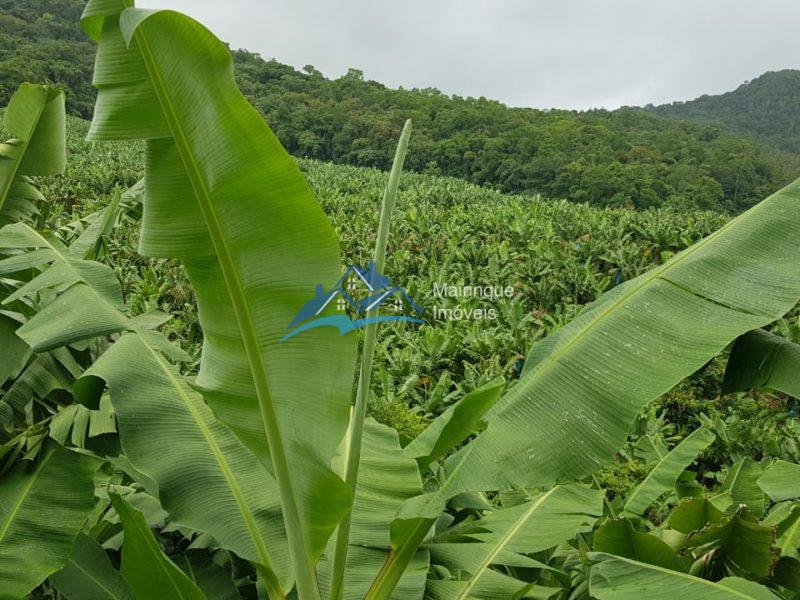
[0,223,292,591]
[588,554,780,599]
[82,333,291,589]
[373,179,800,598]
[425,485,602,600]
[623,427,715,516]
[110,493,206,600]
[0,83,65,396]
[0,83,65,225]
[0,444,99,599]
[683,508,778,579]
[81,4,357,590]
[49,533,135,600]
[453,178,800,493]
[723,329,800,398]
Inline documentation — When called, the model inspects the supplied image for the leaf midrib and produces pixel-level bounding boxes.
[780,511,800,554]
[15,230,279,582]
[0,445,55,543]
[141,340,277,573]
[594,554,763,599]
[456,486,558,600]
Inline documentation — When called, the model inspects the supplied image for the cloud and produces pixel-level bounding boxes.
[146,0,799,109]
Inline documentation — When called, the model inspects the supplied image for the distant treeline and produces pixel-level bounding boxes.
[3,0,800,213]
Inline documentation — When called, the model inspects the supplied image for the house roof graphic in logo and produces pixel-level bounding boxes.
[283,261,424,342]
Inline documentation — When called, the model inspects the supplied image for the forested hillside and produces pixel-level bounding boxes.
[653,70,800,154]
[3,0,800,212]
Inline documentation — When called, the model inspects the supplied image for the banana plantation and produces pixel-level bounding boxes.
[0,2,799,600]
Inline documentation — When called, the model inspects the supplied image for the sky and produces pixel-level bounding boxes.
[145,0,799,111]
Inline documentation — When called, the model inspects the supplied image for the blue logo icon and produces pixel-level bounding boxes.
[281,261,425,342]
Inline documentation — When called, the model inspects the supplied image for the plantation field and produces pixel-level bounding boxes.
[39,116,797,493]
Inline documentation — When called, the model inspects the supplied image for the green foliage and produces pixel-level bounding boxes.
[4,1,800,212]
[623,427,715,517]
[0,82,65,226]
[0,444,99,598]
[425,485,603,598]
[0,0,95,117]
[589,555,780,600]
[49,533,134,600]
[724,329,800,399]
[110,494,205,600]
[653,70,800,154]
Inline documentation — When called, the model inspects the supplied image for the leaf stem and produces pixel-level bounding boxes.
[328,120,412,600]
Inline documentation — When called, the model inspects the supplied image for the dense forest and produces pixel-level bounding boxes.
[3,0,800,212]
[653,70,800,154]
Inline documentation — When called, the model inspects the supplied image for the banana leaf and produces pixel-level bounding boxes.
[593,518,684,571]
[718,458,766,517]
[376,179,800,597]
[81,4,358,591]
[49,533,134,600]
[319,419,428,600]
[0,444,99,598]
[623,427,715,516]
[110,493,206,600]
[589,554,780,599]
[723,328,800,398]
[758,460,800,502]
[0,83,65,225]
[425,485,602,599]
[0,222,293,591]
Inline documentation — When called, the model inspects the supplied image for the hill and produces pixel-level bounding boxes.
[652,70,800,154]
[3,0,800,213]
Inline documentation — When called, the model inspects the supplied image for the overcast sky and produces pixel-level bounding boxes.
[146,0,798,110]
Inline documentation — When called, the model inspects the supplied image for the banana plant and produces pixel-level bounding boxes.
[0,82,65,397]
[74,2,800,598]
[582,448,795,598]
[0,444,100,598]
[0,83,65,227]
